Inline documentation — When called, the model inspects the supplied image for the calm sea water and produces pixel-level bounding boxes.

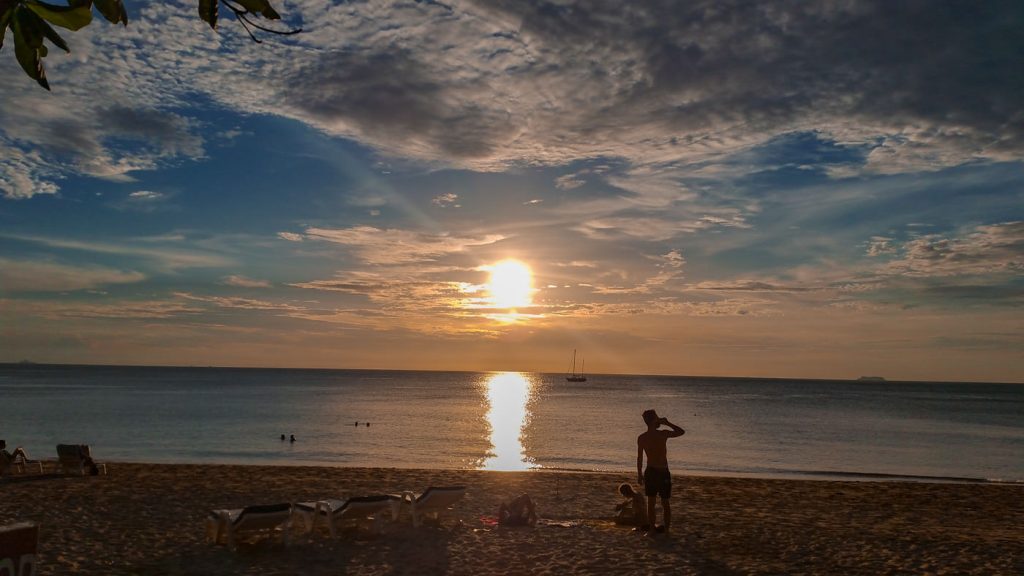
[2,365,1022,482]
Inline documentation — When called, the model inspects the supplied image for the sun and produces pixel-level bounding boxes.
[486,260,534,309]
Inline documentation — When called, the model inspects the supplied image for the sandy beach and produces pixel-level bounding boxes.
[2,463,1022,575]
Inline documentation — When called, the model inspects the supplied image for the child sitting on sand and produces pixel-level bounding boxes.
[614,483,649,528]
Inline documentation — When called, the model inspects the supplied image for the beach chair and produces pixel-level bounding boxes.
[293,495,402,537]
[206,503,293,549]
[55,444,106,476]
[402,486,466,527]
[9,454,44,475]
[0,522,39,575]
[0,441,43,477]
[0,454,39,477]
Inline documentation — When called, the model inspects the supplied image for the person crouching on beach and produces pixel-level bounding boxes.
[614,483,649,529]
[637,409,685,534]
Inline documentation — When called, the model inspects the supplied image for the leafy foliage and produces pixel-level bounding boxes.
[0,0,297,91]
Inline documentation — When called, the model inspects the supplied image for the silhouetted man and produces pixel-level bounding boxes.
[637,409,685,533]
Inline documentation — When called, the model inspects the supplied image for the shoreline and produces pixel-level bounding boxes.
[3,462,1022,575]
[14,457,1022,485]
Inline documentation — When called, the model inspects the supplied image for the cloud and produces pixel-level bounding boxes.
[222,275,272,288]
[576,216,694,241]
[884,222,1024,277]
[290,271,469,309]
[0,258,145,293]
[175,292,305,312]
[432,192,461,207]
[553,260,598,268]
[0,147,61,200]
[2,233,231,272]
[696,215,751,230]
[110,190,175,213]
[288,269,518,336]
[129,191,163,200]
[299,225,505,264]
[5,1,1020,206]
[277,232,304,242]
[0,91,205,197]
[280,48,519,163]
[592,249,685,294]
[866,236,896,257]
[686,280,815,293]
[33,299,204,319]
[554,173,586,190]
[661,249,685,269]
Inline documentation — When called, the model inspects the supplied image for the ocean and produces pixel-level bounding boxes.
[2,364,1022,483]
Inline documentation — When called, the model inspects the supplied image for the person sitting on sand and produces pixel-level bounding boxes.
[498,494,537,526]
[614,483,649,528]
[637,409,685,534]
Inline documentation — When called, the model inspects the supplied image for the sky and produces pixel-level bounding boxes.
[1,1,1022,382]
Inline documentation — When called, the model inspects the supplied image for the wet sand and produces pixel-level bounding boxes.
[2,463,1022,575]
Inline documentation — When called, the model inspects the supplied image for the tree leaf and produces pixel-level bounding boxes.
[93,0,127,26]
[198,0,217,29]
[26,0,93,31]
[0,6,13,50]
[38,15,69,52]
[234,0,280,20]
[12,8,49,89]
[14,7,44,48]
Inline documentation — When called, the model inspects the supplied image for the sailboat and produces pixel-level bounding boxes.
[566,349,587,382]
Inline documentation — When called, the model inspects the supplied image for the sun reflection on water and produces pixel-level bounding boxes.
[480,372,535,471]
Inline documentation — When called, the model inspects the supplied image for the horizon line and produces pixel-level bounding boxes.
[1,361,1019,386]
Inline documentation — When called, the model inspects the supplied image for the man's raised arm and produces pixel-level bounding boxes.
[661,417,686,437]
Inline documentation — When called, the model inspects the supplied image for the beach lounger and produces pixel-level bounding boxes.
[0,522,39,575]
[402,486,466,527]
[206,503,292,549]
[10,454,44,475]
[56,444,106,476]
[0,454,43,476]
[293,495,402,537]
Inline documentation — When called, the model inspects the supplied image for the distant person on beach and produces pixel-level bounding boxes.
[614,483,649,528]
[280,434,286,441]
[289,434,296,443]
[0,440,31,470]
[637,409,685,534]
[498,493,537,526]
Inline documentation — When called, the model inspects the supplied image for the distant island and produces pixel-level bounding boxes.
[857,376,887,382]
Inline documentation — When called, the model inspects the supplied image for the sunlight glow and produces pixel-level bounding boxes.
[485,260,534,308]
[480,372,535,471]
